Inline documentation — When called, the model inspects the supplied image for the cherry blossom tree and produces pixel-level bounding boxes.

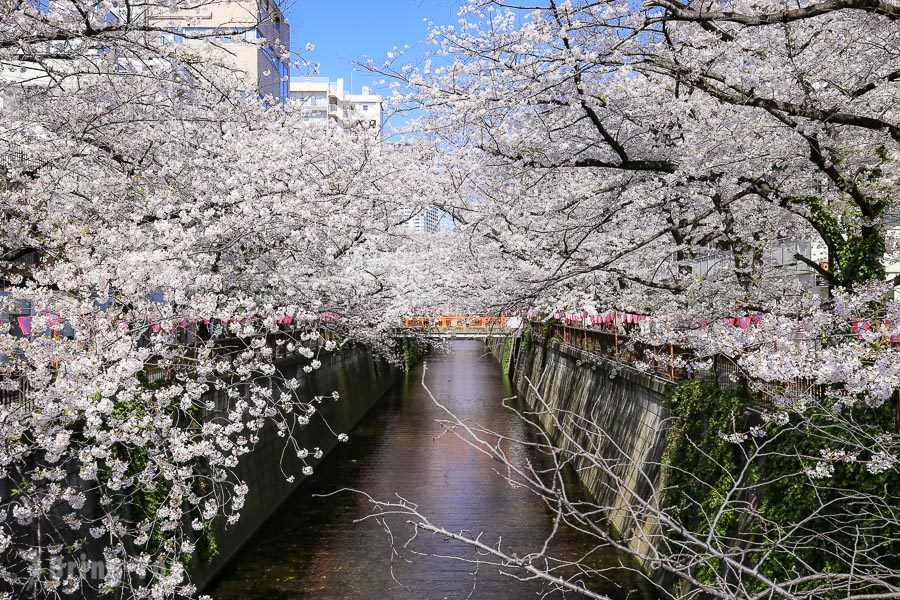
[0,1,444,597]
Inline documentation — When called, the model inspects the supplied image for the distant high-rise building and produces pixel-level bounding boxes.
[288,77,382,132]
[405,207,442,234]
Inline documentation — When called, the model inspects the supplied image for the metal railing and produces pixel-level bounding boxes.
[535,321,692,382]
[0,321,344,412]
[0,144,34,178]
[0,378,30,410]
[531,321,821,407]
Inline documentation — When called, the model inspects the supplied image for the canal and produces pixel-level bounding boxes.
[209,340,655,599]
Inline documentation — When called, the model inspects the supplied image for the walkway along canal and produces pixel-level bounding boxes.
[208,340,656,599]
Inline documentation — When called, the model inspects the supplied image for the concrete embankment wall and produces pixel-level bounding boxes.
[194,346,400,590]
[487,334,670,572]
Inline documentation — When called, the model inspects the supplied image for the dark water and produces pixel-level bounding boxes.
[209,340,655,599]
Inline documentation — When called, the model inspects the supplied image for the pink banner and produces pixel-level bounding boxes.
[17,316,32,336]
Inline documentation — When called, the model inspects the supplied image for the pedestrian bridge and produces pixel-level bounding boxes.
[399,315,521,338]
[401,328,512,339]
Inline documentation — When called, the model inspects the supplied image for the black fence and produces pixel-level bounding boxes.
[1,322,343,413]
[0,378,30,410]
[0,144,36,177]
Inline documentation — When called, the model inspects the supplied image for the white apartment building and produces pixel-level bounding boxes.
[288,77,382,131]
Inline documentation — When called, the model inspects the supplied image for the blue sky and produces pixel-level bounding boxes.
[283,0,459,93]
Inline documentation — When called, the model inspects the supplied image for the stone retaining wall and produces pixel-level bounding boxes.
[487,334,670,577]
[194,346,400,590]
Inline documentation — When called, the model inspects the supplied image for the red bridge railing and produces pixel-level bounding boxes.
[401,315,510,329]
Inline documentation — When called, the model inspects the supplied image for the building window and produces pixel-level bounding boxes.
[362,104,369,111]
[161,32,184,44]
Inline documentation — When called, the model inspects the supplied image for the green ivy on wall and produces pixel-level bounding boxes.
[541,318,558,339]
[96,391,221,579]
[662,381,748,588]
[520,325,533,355]
[400,337,425,372]
[502,337,517,375]
[662,381,900,597]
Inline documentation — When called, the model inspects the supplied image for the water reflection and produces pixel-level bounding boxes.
[209,340,655,599]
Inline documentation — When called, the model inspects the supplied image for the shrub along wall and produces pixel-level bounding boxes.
[663,380,900,597]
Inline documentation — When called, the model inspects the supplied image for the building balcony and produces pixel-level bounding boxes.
[290,76,329,85]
